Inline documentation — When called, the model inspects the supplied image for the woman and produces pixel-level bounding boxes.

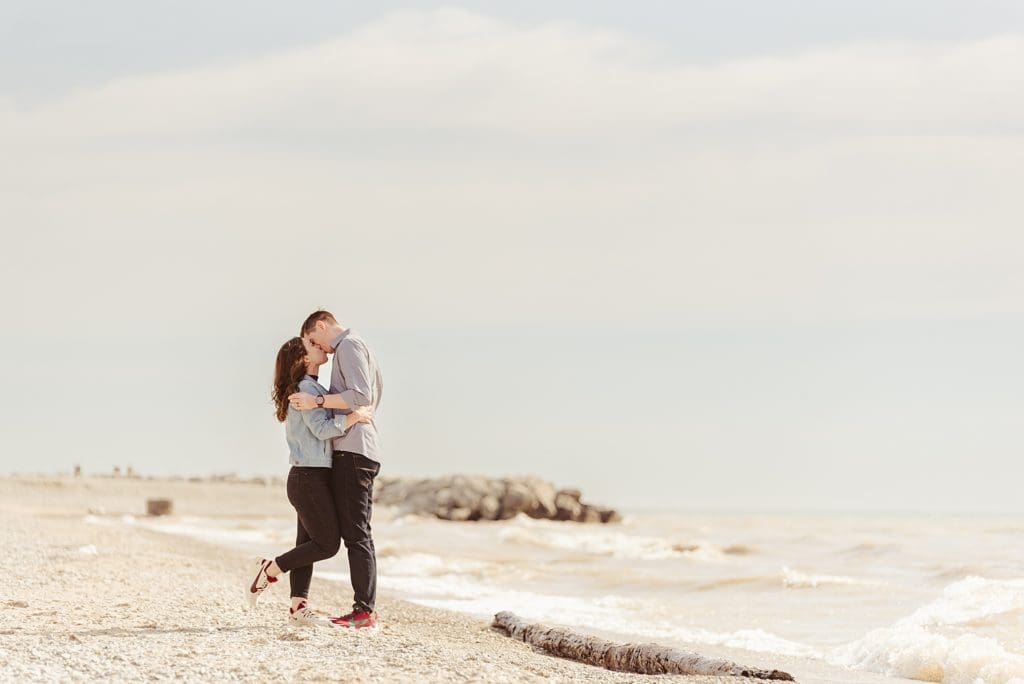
[245,336,373,626]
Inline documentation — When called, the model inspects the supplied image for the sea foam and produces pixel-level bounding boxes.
[497,517,727,561]
[833,577,1024,683]
[835,626,1024,684]
[781,566,887,589]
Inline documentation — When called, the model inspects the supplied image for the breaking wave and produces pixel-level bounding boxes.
[833,577,1024,684]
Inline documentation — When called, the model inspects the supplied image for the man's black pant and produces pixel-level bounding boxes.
[332,451,380,613]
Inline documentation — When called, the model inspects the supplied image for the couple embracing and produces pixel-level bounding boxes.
[247,310,384,630]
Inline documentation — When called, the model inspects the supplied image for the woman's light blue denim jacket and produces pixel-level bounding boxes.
[286,376,348,468]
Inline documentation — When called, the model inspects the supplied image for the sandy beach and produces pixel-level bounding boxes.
[0,475,768,683]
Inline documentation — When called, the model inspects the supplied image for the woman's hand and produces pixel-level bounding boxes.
[344,405,374,429]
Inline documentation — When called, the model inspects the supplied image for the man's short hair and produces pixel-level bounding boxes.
[301,310,337,336]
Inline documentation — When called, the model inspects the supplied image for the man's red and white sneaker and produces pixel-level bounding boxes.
[330,609,378,630]
[245,558,278,608]
[288,601,327,627]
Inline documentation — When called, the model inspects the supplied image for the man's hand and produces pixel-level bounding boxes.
[288,392,318,411]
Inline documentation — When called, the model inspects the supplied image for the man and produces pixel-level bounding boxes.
[288,310,383,630]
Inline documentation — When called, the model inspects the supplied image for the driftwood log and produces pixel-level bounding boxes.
[492,612,794,681]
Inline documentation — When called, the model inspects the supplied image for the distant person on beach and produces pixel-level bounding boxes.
[246,336,373,626]
[288,310,384,630]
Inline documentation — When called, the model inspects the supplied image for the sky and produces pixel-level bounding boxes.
[2,2,1024,512]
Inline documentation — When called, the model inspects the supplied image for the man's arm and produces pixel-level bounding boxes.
[337,339,374,409]
[289,340,374,411]
[289,391,350,411]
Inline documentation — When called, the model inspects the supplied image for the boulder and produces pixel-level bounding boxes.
[441,506,473,522]
[499,482,535,520]
[374,475,618,524]
[554,492,583,521]
[524,478,558,519]
[479,495,501,520]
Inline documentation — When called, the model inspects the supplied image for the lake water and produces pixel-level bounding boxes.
[120,508,1024,684]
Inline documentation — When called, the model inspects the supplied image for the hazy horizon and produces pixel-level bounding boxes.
[3,2,1024,514]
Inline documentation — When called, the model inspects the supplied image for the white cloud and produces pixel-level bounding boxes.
[4,10,1024,140]
[2,9,1023,330]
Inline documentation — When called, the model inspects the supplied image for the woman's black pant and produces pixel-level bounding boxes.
[274,466,341,599]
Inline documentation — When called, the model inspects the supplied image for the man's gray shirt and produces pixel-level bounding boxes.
[329,329,383,461]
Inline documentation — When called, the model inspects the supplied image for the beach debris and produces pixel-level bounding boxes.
[146,499,174,516]
[78,544,98,555]
[73,464,81,477]
[491,612,795,681]
[723,544,757,555]
[671,543,700,553]
[374,475,620,523]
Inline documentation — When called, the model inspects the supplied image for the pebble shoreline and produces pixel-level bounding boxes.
[0,475,753,683]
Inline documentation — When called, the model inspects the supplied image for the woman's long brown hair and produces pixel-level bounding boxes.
[272,337,308,422]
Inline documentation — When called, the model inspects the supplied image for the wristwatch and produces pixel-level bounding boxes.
[316,394,325,407]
